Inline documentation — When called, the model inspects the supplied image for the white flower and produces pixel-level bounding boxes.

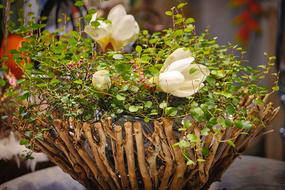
[84,4,140,51]
[158,48,210,97]
[92,70,111,91]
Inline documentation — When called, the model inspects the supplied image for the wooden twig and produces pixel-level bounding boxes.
[162,118,186,190]
[114,125,129,190]
[77,146,109,190]
[82,122,118,190]
[54,120,88,181]
[133,121,152,190]
[147,123,161,189]
[95,122,121,190]
[124,122,139,190]
[154,121,173,190]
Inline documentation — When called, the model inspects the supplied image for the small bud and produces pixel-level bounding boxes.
[92,70,111,91]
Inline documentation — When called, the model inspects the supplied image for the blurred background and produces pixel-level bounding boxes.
[0,0,285,186]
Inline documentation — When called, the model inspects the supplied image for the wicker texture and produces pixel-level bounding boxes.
[15,95,279,190]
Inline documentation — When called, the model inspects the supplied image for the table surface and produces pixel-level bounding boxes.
[1,155,285,190]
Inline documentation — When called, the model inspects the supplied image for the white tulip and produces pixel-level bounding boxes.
[158,48,210,97]
[84,4,140,51]
[92,70,111,91]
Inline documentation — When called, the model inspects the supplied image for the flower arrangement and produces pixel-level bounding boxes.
[6,2,279,190]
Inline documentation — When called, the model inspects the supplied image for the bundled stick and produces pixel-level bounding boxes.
[15,95,278,190]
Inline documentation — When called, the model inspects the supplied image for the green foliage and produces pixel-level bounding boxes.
[8,3,276,162]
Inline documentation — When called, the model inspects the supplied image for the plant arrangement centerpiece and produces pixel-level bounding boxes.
[10,3,279,190]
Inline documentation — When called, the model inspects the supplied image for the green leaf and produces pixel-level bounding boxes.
[177,2,187,9]
[115,63,131,80]
[201,128,210,136]
[165,11,173,16]
[87,8,96,14]
[150,109,158,115]
[182,120,191,128]
[176,140,190,148]
[224,119,233,127]
[144,117,150,122]
[255,98,264,105]
[235,120,252,130]
[190,107,205,121]
[74,0,84,7]
[165,107,177,117]
[135,45,142,53]
[73,79,83,84]
[226,104,236,115]
[116,94,126,101]
[272,86,279,91]
[129,105,142,112]
[202,147,209,156]
[185,18,195,24]
[36,83,48,88]
[159,102,167,109]
[20,139,29,145]
[144,101,153,108]
[18,91,30,100]
[91,20,100,28]
[16,79,25,85]
[217,117,227,128]
[211,70,226,78]
[0,79,6,87]
[214,91,233,98]
[187,134,198,143]
[50,78,60,85]
[226,140,235,147]
[206,76,216,86]
[207,117,217,127]
[121,85,129,91]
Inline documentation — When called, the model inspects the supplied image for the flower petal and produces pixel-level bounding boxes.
[112,15,139,41]
[183,64,210,82]
[159,71,185,93]
[177,80,204,91]
[171,81,204,97]
[171,88,199,97]
[165,57,194,72]
[107,4,127,26]
[161,48,193,72]
[84,25,111,50]
[84,25,110,40]
[111,15,139,50]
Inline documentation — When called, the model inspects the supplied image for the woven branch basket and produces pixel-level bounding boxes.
[14,95,278,190]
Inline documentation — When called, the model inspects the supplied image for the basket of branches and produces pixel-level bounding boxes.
[9,3,279,190]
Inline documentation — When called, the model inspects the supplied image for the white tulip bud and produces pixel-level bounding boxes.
[92,70,111,91]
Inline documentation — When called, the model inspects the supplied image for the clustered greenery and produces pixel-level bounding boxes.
[6,3,277,151]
